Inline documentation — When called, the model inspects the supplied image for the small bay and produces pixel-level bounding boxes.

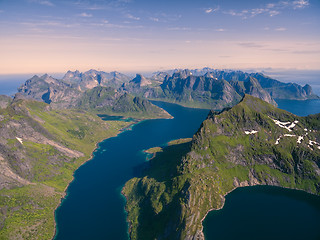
[203,186,320,240]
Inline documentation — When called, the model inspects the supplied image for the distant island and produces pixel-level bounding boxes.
[0,68,319,239]
[122,95,320,240]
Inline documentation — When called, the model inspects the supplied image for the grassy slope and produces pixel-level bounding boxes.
[0,100,130,239]
[123,95,320,240]
[76,86,172,119]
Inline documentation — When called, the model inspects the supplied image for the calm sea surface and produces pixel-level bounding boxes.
[203,186,320,240]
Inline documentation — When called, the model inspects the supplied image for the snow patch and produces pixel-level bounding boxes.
[308,140,320,150]
[245,130,258,135]
[284,134,296,137]
[16,137,23,144]
[297,136,303,144]
[270,118,298,132]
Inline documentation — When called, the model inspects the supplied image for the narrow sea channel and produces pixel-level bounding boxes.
[54,102,209,239]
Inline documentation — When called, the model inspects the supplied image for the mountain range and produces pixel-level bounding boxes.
[18,68,319,113]
[18,72,170,119]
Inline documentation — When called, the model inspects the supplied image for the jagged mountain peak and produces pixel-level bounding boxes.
[172,69,192,79]
[130,74,152,87]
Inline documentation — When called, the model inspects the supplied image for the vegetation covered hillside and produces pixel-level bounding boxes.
[0,97,130,239]
[123,95,320,240]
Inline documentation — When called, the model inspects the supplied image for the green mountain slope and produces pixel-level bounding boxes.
[0,98,131,239]
[76,86,171,119]
[122,95,320,240]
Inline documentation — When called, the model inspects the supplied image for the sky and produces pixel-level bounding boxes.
[0,0,319,74]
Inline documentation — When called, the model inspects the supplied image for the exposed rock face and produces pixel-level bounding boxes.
[129,74,152,87]
[0,95,12,109]
[62,69,131,90]
[17,68,318,113]
[18,74,80,108]
[251,73,319,100]
[159,73,276,108]
[0,99,86,189]
[140,68,318,107]
[17,73,171,118]
[123,95,320,240]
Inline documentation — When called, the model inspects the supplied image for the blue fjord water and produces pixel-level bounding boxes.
[54,101,210,240]
[54,100,320,240]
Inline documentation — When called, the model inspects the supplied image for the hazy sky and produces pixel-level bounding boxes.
[0,0,319,74]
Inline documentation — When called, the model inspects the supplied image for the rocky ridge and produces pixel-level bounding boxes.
[18,73,170,119]
[18,68,318,113]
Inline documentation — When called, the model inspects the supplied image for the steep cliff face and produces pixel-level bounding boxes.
[123,95,320,240]
[159,73,276,109]
[18,75,171,119]
[251,73,319,100]
[142,68,319,105]
[18,74,81,108]
[62,69,131,89]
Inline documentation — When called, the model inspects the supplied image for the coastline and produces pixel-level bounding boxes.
[52,112,173,239]
[52,120,135,240]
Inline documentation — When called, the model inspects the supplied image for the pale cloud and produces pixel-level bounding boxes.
[126,14,140,20]
[30,0,54,7]
[204,6,220,14]
[21,20,78,28]
[215,28,226,32]
[224,0,310,19]
[275,27,287,31]
[167,27,191,31]
[239,42,266,48]
[150,17,159,22]
[79,12,92,17]
[292,0,309,9]
[269,10,280,16]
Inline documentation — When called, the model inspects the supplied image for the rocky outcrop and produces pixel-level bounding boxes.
[251,73,319,100]
[62,69,131,90]
[17,74,171,118]
[0,95,12,109]
[158,72,276,109]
